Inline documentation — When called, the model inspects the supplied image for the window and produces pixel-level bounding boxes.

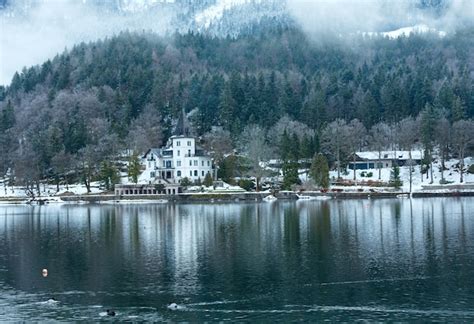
[177,150,180,157]
[177,171,181,177]
[177,141,181,146]
[190,171,192,177]
[166,160,172,168]
[189,160,192,166]
[188,150,191,156]
[162,160,166,167]
[194,160,198,166]
[201,161,204,167]
[194,170,198,177]
[187,141,191,146]
[202,171,205,177]
[207,161,210,167]
[150,172,155,178]
[177,161,181,167]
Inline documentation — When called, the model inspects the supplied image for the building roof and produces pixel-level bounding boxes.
[173,108,192,137]
[143,148,162,159]
[355,151,423,161]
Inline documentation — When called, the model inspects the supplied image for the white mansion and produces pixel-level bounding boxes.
[139,112,215,185]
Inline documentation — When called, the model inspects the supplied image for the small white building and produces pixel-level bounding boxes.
[348,151,423,170]
[140,110,215,185]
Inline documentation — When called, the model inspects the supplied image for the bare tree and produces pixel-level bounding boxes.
[128,104,163,154]
[452,119,474,183]
[370,122,391,180]
[12,139,41,197]
[321,119,349,180]
[398,117,419,194]
[268,115,315,149]
[347,119,367,182]
[239,124,272,191]
[51,150,74,192]
[435,116,451,183]
[78,145,101,193]
[202,127,234,165]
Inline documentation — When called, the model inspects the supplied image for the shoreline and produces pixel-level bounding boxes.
[1,190,474,205]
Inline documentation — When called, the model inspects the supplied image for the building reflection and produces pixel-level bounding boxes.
[0,198,473,300]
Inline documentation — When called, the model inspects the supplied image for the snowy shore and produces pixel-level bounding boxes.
[1,157,473,205]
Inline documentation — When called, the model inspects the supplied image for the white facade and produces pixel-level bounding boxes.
[349,151,423,170]
[142,135,214,184]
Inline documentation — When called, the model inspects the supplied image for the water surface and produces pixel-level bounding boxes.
[0,198,473,321]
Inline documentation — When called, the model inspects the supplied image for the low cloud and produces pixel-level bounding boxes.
[0,1,174,85]
[287,0,474,36]
[1,0,473,85]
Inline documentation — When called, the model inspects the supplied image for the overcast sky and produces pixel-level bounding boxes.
[1,0,473,86]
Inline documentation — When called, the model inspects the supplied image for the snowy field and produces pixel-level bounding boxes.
[330,158,473,192]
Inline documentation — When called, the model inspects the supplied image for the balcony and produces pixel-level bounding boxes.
[155,166,174,170]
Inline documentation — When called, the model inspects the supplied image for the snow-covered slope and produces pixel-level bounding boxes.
[382,24,447,38]
[364,24,447,39]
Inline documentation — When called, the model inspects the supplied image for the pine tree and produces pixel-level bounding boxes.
[309,153,330,189]
[0,100,15,132]
[290,133,300,161]
[100,161,120,191]
[128,153,141,184]
[218,83,238,134]
[389,164,403,189]
[282,159,301,190]
[452,96,467,121]
[279,130,292,161]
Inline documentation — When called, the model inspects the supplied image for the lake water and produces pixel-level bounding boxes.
[0,198,474,321]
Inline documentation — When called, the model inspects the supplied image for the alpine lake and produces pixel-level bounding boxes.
[0,198,473,321]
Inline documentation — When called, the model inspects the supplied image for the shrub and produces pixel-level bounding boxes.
[180,177,192,187]
[238,179,254,191]
[468,164,474,174]
[203,172,214,187]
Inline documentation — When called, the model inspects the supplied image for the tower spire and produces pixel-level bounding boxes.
[174,107,191,136]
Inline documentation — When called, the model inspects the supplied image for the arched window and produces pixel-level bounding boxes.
[177,171,181,177]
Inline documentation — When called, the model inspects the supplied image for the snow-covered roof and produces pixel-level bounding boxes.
[356,151,423,161]
[143,148,162,159]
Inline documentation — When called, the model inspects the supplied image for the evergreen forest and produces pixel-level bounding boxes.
[0,27,473,188]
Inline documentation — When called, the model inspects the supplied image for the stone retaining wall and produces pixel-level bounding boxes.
[41,190,474,204]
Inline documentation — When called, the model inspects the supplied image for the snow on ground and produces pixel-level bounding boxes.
[322,157,473,192]
[363,24,447,39]
[0,182,104,198]
[195,0,252,29]
[187,182,246,193]
[382,24,446,39]
[1,158,472,199]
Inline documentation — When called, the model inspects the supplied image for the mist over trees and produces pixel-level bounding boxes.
[0,27,473,188]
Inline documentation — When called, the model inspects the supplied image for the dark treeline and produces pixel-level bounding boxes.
[0,27,473,188]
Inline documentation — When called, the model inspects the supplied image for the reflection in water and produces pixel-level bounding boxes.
[0,198,473,321]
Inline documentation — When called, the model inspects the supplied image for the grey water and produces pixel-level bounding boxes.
[0,198,473,321]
